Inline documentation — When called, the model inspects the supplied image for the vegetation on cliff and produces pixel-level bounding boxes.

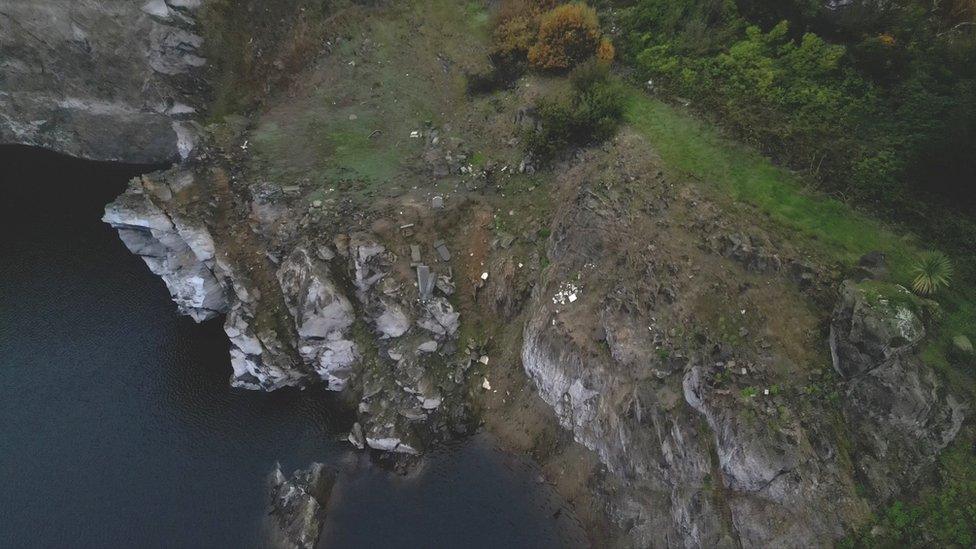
[195,0,975,544]
[608,0,976,272]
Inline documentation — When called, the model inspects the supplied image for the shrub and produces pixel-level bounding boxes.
[596,38,616,64]
[490,0,558,67]
[492,15,536,67]
[528,4,603,71]
[911,252,953,295]
[489,1,612,77]
[524,61,627,159]
[618,0,976,225]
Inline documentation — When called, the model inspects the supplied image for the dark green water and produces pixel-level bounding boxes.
[0,146,587,548]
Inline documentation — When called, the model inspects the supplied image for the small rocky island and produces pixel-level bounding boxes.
[265,463,337,549]
[3,0,973,546]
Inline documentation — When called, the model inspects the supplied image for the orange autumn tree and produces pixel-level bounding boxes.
[492,0,557,66]
[528,3,611,71]
[491,1,614,71]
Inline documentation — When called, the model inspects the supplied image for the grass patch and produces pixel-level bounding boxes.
[623,91,976,376]
[625,94,918,276]
[245,0,495,202]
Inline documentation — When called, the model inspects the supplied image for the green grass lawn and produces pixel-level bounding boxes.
[624,91,975,374]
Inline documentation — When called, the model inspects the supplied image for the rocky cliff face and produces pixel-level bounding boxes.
[830,280,965,501]
[5,1,968,546]
[101,160,473,454]
[0,0,207,163]
[519,134,964,547]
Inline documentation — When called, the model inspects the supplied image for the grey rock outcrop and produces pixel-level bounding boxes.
[518,136,965,547]
[102,174,228,321]
[277,248,358,390]
[106,169,468,454]
[103,167,313,391]
[829,280,928,378]
[831,280,965,501]
[265,462,337,549]
[0,0,207,163]
[334,233,465,455]
[224,299,308,391]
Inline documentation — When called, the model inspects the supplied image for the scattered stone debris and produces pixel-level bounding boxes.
[482,378,492,391]
[552,282,580,305]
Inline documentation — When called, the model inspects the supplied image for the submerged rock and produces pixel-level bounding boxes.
[265,462,337,549]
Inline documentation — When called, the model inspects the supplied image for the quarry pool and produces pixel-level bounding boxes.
[0,146,586,548]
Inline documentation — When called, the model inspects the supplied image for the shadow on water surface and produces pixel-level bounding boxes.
[0,146,587,548]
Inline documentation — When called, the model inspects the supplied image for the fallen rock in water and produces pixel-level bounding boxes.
[265,462,337,549]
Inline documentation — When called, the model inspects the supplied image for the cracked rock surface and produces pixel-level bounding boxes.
[0,0,207,163]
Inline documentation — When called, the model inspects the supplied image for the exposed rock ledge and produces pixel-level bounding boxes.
[103,164,473,456]
[518,139,965,547]
[0,0,207,163]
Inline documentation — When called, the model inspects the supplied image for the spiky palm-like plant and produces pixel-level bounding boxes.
[911,252,953,295]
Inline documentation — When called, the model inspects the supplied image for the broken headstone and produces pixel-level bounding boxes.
[433,240,451,262]
[417,265,436,300]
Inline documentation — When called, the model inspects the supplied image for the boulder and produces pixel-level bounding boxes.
[844,354,965,500]
[829,280,929,378]
[264,463,337,549]
[854,251,888,280]
[417,297,460,338]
